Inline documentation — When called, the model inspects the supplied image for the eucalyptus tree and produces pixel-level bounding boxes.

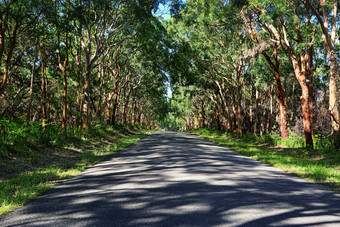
[168,0,252,134]
[169,86,197,129]
[303,0,339,147]
[247,0,319,147]
[0,0,45,96]
[240,7,289,139]
[53,1,74,130]
[69,0,138,129]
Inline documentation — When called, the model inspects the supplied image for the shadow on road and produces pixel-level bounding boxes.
[2,131,340,226]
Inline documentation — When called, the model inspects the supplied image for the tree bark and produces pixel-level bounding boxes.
[111,87,120,125]
[123,88,132,124]
[96,65,104,122]
[40,51,47,128]
[199,96,206,128]
[0,22,18,97]
[244,14,288,138]
[213,94,221,130]
[111,65,121,125]
[58,35,69,131]
[82,68,91,129]
[254,88,259,137]
[295,54,313,147]
[26,47,37,126]
[306,44,315,135]
[304,0,339,143]
[61,64,67,130]
[268,84,273,133]
[249,73,254,133]
[266,22,313,148]
[236,67,243,135]
[105,91,113,125]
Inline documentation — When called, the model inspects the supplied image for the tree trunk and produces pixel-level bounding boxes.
[328,0,339,147]
[306,45,315,135]
[290,81,295,123]
[236,68,243,135]
[123,89,132,124]
[62,67,67,130]
[82,69,91,130]
[242,68,247,133]
[245,15,288,138]
[58,38,69,131]
[265,22,313,148]
[254,88,259,136]
[249,73,254,133]
[229,81,238,132]
[0,66,9,97]
[293,54,313,148]
[77,85,84,128]
[200,96,206,128]
[268,84,273,133]
[45,69,50,121]
[0,22,18,97]
[26,48,37,126]
[105,92,113,124]
[194,103,201,127]
[136,101,140,125]
[266,52,289,138]
[131,98,136,125]
[213,94,221,130]
[40,52,47,128]
[138,102,144,125]
[96,66,103,122]
[304,0,339,145]
[111,86,120,125]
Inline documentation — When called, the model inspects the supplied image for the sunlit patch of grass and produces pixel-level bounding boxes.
[0,123,152,216]
[190,128,340,193]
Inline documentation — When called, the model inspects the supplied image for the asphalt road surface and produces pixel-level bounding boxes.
[1,131,340,226]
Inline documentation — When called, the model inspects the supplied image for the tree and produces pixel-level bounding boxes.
[248,0,316,147]
[0,0,43,96]
[303,0,339,147]
[241,10,289,139]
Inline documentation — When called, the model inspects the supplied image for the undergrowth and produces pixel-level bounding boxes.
[0,118,144,157]
[0,119,152,215]
[222,130,337,153]
[190,128,340,193]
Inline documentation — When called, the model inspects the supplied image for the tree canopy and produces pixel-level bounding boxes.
[0,0,339,150]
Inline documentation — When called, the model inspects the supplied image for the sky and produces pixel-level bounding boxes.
[154,3,171,21]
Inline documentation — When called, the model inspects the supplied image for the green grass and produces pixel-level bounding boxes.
[0,120,153,215]
[0,118,146,157]
[190,128,340,193]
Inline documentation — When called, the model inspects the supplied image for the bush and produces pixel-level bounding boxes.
[0,118,148,158]
[190,127,337,154]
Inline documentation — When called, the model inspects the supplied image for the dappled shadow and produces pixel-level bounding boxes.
[1,131,340,226]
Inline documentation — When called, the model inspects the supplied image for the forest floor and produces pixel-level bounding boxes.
[0,124,153,215]
[190,128,340,194]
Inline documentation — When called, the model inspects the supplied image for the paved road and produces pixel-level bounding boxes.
[1,131,340,226]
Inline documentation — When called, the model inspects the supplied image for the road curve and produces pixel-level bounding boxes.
[1,131,340,226]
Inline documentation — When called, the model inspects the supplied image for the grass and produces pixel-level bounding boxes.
[0,120,153,216]
[190,128,340,193]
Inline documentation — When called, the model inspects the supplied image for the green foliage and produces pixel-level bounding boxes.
[222,129,337,153]
[0,118,151,158]
[0,123,152,215]
[191,128,340,193]
[161,113,184,130]
[0,119,82,157]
